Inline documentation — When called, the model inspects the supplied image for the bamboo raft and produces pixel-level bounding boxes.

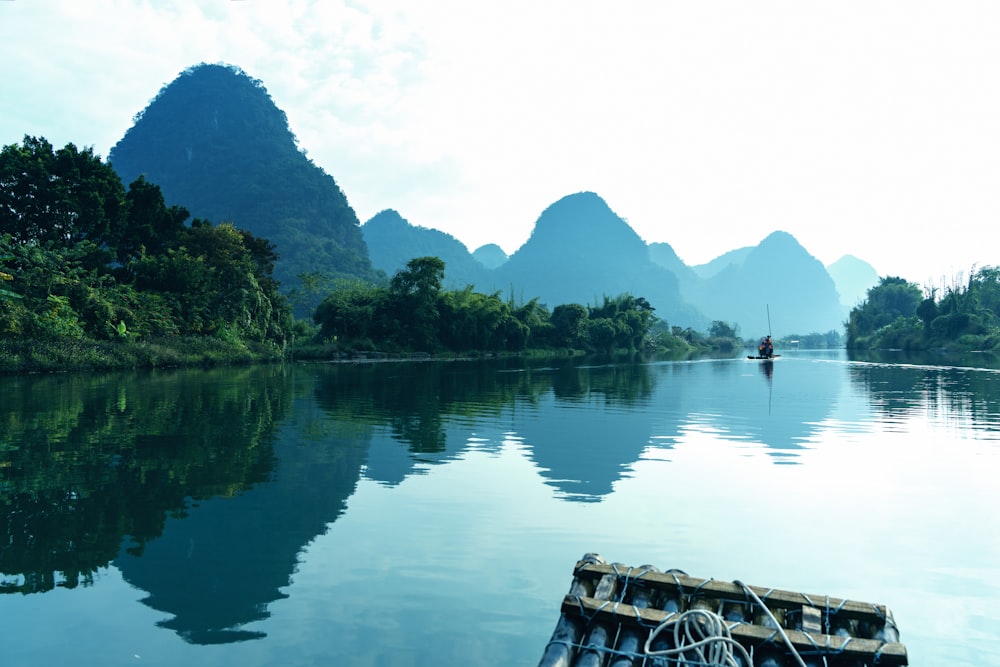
[539,554,907,667]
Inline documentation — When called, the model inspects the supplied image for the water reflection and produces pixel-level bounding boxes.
[6,352,999,649]
[0,368,287,596]
[847,354,1000,440]
[0,366,300,643]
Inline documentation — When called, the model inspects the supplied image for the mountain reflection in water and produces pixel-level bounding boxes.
[2,351,998,665]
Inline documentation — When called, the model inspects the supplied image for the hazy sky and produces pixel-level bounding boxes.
[2,1,997,287]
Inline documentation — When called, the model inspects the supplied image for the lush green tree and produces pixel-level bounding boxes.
[511,297,550,348]
[708,320,739,339]
[587,317,617,354]
[846,277,922,346]
[965,266,1000,329]
[588,294,657,352]
[437,288,513,351]
[133,221,288,342]
[916,297,937,330]
[114,175,188,266]
[0,137,126,258]
[388,256,445,350]
[551,303,588,349]
[313,279,388,344]
[1,249,20,302]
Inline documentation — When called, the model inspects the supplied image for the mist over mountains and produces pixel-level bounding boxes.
[107,63,877,337]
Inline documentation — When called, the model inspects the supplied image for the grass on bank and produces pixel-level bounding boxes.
[0,336,284,374]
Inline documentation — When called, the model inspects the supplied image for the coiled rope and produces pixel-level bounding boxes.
[644,608,753,666]
[642,580,808,667]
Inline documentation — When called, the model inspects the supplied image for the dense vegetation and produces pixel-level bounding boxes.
[309,255,706,357]
[108,63,383,302]
[847,271,1000,351]
[1,136,737,373]
[1,136,291,371]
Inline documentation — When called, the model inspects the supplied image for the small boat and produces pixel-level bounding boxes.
[748,354,780,360]
[538,554,907,667]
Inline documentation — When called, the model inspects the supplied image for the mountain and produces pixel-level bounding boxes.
[107,64,852,336]
[648,242,701,288]
[107,63,381,293]
[471,244,508,269]
[690,246,753,279]
[360,194,849,336]
[491,192,707,329]
[362,209,491,290]
[827,254,879,309]
[698,231,845,337]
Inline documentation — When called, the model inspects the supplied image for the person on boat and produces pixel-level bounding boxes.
[758,336,774,358]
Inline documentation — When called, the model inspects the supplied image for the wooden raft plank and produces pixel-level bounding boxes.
[561,595,908,666]
[574,562,893,623]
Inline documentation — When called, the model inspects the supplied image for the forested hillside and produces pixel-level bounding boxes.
[0,136,290,368]
[1,137,725,370]
[108,63,382,294]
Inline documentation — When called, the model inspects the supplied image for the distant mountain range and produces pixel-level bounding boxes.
[107,62,879,337]
[363,197,866,336]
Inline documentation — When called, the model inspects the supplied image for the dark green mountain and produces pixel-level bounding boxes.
[362,209,491,290]
[108,63,381,293]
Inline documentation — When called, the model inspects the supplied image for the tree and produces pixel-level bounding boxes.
[588,294,657,352]
[1,249,20,301]
[0,137,126,256]
[551,303,588,349]
[132,221,288,342]
[846,276,922,346]
[388,257,445,350]
[313,280,388,343]
[708,320,739,339]
[114,175,188,266]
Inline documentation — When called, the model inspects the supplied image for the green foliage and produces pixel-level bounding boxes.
[0,137,126,252]
[847,276,923,346]
[588,294,657,353]
[314,279,388,343]
[387,256,445,350]
[114,175,188,265]
[108,63,383,294]
[438,287,517,352]
[708,320,739,339]
[848,268,1000,351]
[0,251,20,301]
[550,303,589,349]
[312,257,669,357]
[0,136,290,356]
[0,366,290,590]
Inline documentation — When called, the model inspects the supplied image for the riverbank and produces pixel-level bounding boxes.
[0,336,285,374]
[0,335,713,375]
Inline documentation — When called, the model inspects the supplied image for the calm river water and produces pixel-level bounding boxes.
[1,350,998,666]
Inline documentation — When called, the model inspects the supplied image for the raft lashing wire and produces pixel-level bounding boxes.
[537,553,907,667]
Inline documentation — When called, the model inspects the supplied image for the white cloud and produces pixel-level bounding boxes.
[2,1,999,280]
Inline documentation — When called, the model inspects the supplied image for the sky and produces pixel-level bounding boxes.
[2,1,998,288]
